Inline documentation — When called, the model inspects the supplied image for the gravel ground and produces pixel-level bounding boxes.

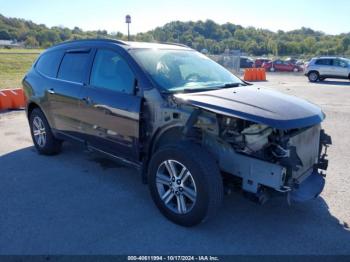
[0,73,349,255]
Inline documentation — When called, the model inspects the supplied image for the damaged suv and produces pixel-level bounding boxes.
[23,39,331,226]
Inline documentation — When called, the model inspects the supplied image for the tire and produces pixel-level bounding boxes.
[308,71,319,82]
[148,142,223,227]
[293,67,299,72]
[270,67,275,72]
[29,108,62,155]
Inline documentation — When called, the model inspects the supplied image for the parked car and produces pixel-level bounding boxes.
[262,59,303,72]
[304,57,350,82]
[23,39,331,226]
[254,58,271,68]
[240,56,254,68]
[285,57,298,65]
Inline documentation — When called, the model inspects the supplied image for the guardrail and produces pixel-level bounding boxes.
[244,68,267,81]
[0,89,26,110]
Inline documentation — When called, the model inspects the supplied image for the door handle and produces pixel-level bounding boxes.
[47,88,55,94]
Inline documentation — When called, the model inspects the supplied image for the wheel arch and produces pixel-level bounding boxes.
[308,70,319,76]
[27,101,41,119]
[26,101,54,130]
[150,125,184,155]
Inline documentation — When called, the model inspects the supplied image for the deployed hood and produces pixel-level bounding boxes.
[174,86,324,129]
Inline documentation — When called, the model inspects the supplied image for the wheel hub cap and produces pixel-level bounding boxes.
[156,160,197,214]
[32,116,46,147]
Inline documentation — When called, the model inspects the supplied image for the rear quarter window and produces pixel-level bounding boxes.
[35,51,63,78]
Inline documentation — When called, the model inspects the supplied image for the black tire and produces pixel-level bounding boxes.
[308,71,319,82]
[29,108,62,155]
[148,142,223,227]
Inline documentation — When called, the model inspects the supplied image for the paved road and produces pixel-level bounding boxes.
[1,74,350,255]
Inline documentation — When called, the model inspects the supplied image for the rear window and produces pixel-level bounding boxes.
[57,52,90,83]
[36,51,63,78]
[315,59,332,66]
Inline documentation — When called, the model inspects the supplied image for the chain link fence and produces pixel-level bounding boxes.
[207,50,242,74]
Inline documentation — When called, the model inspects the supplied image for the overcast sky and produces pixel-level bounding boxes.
[1,0,349,35]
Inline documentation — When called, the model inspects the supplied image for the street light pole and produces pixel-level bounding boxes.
[125,15,131,41]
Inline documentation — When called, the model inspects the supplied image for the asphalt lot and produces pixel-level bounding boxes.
[1,73,350,255]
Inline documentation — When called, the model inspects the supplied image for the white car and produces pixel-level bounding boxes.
[305,57,350,82]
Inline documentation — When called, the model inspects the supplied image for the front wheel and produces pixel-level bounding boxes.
[148,142,223,227]
[29,108,62,155]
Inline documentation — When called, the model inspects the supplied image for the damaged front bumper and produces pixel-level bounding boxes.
[204,127,331,204]
[289,170,325,202]
[288,129,332,202]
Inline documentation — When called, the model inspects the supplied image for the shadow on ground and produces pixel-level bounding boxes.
[1,143,349,255]
[315,80,350,86]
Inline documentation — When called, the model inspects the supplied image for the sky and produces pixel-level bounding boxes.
[1,0,350,35]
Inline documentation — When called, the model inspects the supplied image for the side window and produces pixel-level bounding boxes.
[90,49,135,94]
[57,52,90,83]
[315,59,332,66]
[36,51,63,78]
[334,59,347,67]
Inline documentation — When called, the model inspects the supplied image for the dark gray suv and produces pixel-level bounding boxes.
[23,39,331,226]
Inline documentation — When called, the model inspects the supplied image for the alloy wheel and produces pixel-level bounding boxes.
[156,160,197,214]
[32,116,47,147]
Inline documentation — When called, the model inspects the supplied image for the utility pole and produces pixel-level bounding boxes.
[125,15,131,41]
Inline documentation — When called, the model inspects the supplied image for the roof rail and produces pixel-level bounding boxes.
[50,38,128,48]
[163,42,190,48]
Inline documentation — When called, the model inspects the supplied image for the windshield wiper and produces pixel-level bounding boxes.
[183,88,219,93]
[220,82,247,88]
[169,83,247,94]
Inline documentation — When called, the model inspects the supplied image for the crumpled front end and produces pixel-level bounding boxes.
[174,86,331,203]
[288,129,331,202]
[201,115,331,204]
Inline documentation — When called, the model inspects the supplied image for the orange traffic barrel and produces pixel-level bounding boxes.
[244,68,252,81]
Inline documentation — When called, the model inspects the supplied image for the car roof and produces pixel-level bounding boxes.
[47,38,192,52]
[314,56,345,60]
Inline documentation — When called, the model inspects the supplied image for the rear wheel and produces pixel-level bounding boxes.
[29,108,62,155]
[270,67,275,72]
[308,71,319,82]
[148,142,223,227]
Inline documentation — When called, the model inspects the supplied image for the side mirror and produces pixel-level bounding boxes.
[133,78,140,95]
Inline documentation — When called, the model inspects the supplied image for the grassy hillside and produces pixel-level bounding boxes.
[0,49,41,89]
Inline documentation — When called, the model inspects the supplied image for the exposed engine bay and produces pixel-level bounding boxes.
[200,114,331,203]
[218,115,331,182]
[172,85,331,203]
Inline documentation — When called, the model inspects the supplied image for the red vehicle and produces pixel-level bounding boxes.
[254,58,271,68]
[262,59,303,72]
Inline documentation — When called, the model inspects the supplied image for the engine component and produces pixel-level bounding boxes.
[241,124,272,153]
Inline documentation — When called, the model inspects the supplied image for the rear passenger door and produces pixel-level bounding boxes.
[49,49,92,140]
[315,59,333,76]
[80,48,142,161]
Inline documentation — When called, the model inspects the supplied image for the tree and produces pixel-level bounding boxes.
[0,29,11,40]
[24,36,39,48]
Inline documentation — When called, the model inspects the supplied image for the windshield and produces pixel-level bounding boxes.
[130,49,243,92]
